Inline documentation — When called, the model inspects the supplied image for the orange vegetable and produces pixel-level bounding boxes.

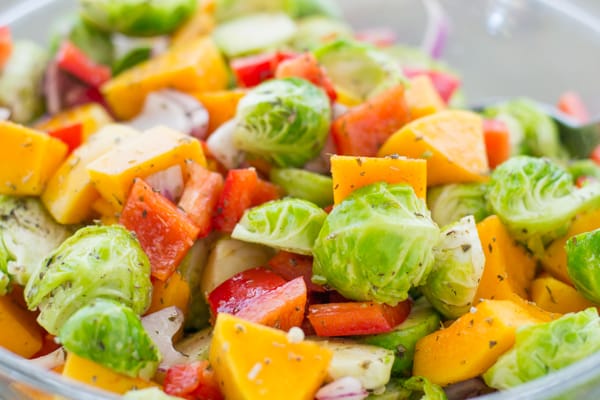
[413,299,548,386]
[474,215,537,303]
[530,273,597,314]
[332,84,411,157]
[171,5,216,48]
[405,75,446,120]
[330,155,426,204]
[0,291,43,358]
[147,272,191,317]
[483,119,511,169]
[0,26,12,70]
[101,37,228,120]
[191,90,246,134]
[377,110,489,186]
[35,103,113,141]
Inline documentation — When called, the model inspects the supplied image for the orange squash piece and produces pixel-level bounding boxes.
[530,273,597,314]
[191,89,246,134]
[35,103,113,141]
[330,155,427,204]
[146,272,191,317]
[405,75,446,120]
[377,110,489,186]
[0,292,43,358]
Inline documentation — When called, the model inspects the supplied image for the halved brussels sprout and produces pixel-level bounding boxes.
[313,39,404,101]
[566,228,600,304]
[214,0,287,22]
[421,216,485,319]
[313,182,440,305]
[269,168,333,208]
[232,198,327,255]
[0,196,71,289]
[58,298,160,379]
[289,16,352,51]
[427,183,489,227]
[483,98,566,160]
[79,0,197,37]
[233,78,331,168]
[178,239,212,332]
[487,156,600,255]
[484,308,600,390]
[24,225,152,335]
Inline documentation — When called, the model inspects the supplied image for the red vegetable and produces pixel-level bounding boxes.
[56,41,111,87]
[557,91,590,124]
[403,68,460,103]
[275,52,337,101]
[267,251,325,293]
[231,51,298,88]
[164,361,223,400]
[307,300,411,336]
[47,123,83,155]
[119,178,200,281]
[483,118,511,169]
[0,26,12,70]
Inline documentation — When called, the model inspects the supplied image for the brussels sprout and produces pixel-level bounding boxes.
[232,198,327,255]
[0,196,71,289]
[178,239,212,332]
[0,41,48,123]
[286,0,342,19]
[289,16,352,51]
[367,376,446,400]
[79,0,196,37]
[567,159,600,183]
[314,39,404,101]
[427,183,489,227]
[124,388,180,400]
[483,98,566,160]
[50,15,114,65]
[111,47,151,76]
[214,0,287,22]
[58,298,160,379]
[484,308,600,390]
[233,78,331,168]
[487,156,600,255]
[213,13,297,57]
[24,225,152,335]
[313,183,440,305]
[566,229,600,304]
[421,216,485,319]
[269,168,333,207]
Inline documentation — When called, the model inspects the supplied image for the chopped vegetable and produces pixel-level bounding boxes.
[427,183,489,227]
[164,360,223,400]
[0,293,43,358]
[557,91,590,124]
[267,251,325,292]
[530,274,596,314]
[275,52,337,101]
[47,123,83,154]
[0,26,12,69]
[56,41,111,87]
[403,68,459,104]
[289,16,352,51]
[35,102,113,141]
[483,118,511,169]
[404,75,446,120]
[566,228,600,303]
[269,168,333,208]
[146,272,191,317]
[191,90,247,134]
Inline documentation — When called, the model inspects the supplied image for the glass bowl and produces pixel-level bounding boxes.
[1,0,600,399]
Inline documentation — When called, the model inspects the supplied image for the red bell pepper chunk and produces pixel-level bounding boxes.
[483,118,511,169]
[308,300,411,336]
[178,162,224,238]
[212,168,258,233]
[267,251,325,293]
[47,123,83,155]
[164,360,223,400]
[119,178,200,281]
[252,178,281,205]
[231,51,298,88]
[403,68,460,104]
[332,84,411,156]
[56,41,111,87]
[275,52,337,101]
[208,267,286,317]
[557,91,590,124]
[354,28,397,47]
[0,26,12,70]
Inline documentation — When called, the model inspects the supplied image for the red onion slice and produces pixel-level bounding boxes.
[206,119,246,170]
[316,376,368,400]
[145,165,184,203]
[421,0,449,59]
[141,306,187,372]
[30,347,66,370]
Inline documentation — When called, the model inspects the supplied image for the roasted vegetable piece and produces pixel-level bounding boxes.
[24,224,152,335]
[566,228,600,303]
[269,168,333,208]
[484,308,600,390]
[79,0,197,37]
[367,376,446,400]
[530,274,596,314]
[487,155,600,255]
[0,195,71,289]
[233,78,331,168]
[422,216,485,319]
[313,182,439,305]
[0,293,43,358]
[427,183,489,227]
[58,298,160,379]
[232,198,327,255]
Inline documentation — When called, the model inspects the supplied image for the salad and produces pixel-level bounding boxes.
[0,0,599,399]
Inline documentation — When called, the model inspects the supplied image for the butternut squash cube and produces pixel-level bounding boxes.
[405,75,446,120]
[35,103,114,141]
[146,272,190,317]
[0,293,42,358]
[209,313,332,400]
[531,274,597,314]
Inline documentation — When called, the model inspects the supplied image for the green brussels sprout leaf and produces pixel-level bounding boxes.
[269,168,333,208]
[427,183,489,227]
[566,228,600,304]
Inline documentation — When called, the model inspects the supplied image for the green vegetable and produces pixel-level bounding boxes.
[286,0,342,19]
[24,225,152,335]
[362,297,440,376]
[214,0,287,22]
[233,77,331,168]
[483,98,566,160]
[50,15,114,65]
[78,0,196,37]
[0,196,71,289]
[269,168,333,207]
[567,159,600,183]
[484,308,600,390]
[289,16,352,51]
[213,13,297,57]
[421,216,485,319]
[313,182,440,305]
[486,155,600,255]
[0,41,48,123]
[559,120,600,159]
[58,299,160,379]
[124,388,180,400]
[314,39,404,101]
[112,47,152,76]
[566,228,600,303]
[367,376,447,400]
[427,183,489,227]
[175,327,212,361]
[232,198,327,255]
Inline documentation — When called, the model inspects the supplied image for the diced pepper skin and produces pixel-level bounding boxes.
[231,52,297,88]
[308,301,411,337]
[212,169,258,233]
[164,361,223,400]
[119,179,200,281]
[483,119,510,169]
[0,121,68,196]
[47,123,83,155]
[267,251,325,293]
[56,41,111,87]
[275,53,337,101]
